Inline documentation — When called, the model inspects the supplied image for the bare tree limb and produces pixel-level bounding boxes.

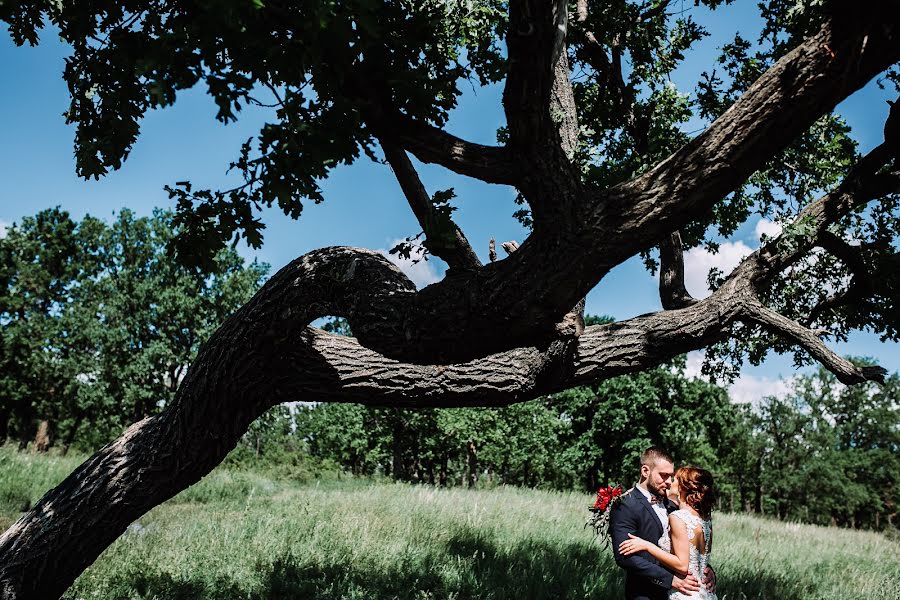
[659,231,697,309]
[381,140,481,272]
[739,295,886,384]
[501,240,520,255]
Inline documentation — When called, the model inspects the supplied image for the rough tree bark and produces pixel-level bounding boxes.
[1,1,899,598]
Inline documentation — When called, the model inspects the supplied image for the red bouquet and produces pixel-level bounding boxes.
[593,486,623,512]
[586,484,630,549]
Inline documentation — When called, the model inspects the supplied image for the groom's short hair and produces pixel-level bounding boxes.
[640,446,674,468]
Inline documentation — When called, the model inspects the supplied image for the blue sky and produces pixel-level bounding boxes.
[1,3,896,403]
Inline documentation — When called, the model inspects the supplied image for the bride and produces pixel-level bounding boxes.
[618,466,718,600]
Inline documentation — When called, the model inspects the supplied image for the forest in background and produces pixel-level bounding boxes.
[2,209,898,532]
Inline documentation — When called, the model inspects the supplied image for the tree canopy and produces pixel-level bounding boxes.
[0,208,267,450]
[1,1,899,597]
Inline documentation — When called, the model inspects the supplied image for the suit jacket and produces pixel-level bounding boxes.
[609,487,676,600]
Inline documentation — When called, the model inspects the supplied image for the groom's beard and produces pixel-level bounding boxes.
[646,481,665,498]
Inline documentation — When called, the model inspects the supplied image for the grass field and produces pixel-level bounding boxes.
[2,445,899,599]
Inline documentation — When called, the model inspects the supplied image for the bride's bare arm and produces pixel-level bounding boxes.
[618,515,691,578]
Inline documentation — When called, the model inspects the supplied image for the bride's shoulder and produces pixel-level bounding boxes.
[669,509,700,524]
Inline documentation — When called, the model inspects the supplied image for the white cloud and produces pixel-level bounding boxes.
[728,373,795,406]
[683,350,795,406]
[377,239,442,289]
[684,350,705,380]
[682,241,753,298]
[754,217,783,242]
[0,219,8,239]
[678,218,787,299]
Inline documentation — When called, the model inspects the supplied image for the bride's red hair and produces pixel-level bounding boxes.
[676,466,715,519]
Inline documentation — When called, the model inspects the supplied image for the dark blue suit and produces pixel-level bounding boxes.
[609,487,676,600]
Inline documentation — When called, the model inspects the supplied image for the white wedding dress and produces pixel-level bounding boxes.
[660,509,718,600]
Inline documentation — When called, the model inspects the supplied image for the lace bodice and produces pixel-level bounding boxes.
[668,509,716,600]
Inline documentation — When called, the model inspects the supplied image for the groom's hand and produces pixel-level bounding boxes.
[671,574,701,594]
[703,565,717,593]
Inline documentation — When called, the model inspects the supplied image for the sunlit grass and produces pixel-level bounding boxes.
[2,445,898,599]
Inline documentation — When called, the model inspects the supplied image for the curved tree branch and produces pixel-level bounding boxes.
[282,4,899,369]
[0,246,416,598]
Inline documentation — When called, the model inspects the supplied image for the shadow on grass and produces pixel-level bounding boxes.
[97,529,806,600]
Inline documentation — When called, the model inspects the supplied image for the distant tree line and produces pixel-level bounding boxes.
[0,208,267,450]
[1,212,897,532]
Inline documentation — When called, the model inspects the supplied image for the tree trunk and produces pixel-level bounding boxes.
[391,411,404,482]
[439,452,448,487]
[32,421,50,453]
[0,410,9,444]
[466,439,477,489]
[60,413,84,455]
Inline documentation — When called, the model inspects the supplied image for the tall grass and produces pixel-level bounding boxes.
[1,445,898,599]
[0,445,85,531]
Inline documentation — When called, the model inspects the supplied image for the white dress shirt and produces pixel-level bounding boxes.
[636,482,670,546]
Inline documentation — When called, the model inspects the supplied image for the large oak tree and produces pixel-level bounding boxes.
[1,0,899,597]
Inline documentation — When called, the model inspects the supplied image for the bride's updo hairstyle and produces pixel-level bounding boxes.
[675,466,715,519]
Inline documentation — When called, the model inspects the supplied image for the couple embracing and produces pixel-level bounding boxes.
[610,447,717,600]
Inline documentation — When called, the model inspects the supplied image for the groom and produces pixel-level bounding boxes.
[609,447,707,600]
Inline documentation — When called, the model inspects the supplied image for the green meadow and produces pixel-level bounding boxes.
[2,446,898,600]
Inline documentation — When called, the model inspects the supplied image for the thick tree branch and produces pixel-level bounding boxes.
[504,0,559,150]
[659,231,697,309]
[503,0,585,225]
[551,50,580,159]
[381,140,481,272]
[609,6,900,246]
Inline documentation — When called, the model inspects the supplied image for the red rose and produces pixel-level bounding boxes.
[593,486,623,511]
